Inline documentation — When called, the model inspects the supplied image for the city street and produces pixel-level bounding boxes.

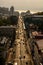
[13,16,34,65]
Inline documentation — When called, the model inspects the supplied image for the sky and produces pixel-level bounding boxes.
[0,0,43,12]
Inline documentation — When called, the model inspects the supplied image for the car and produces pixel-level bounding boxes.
[7,62,13,65]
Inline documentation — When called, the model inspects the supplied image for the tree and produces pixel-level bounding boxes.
[0,56,6,65]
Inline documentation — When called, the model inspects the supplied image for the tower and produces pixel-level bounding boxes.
[10,6,14,15]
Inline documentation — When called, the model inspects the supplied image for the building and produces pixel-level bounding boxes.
[0,7,9,15]
[0,26,16,38]
[10,6,14,15]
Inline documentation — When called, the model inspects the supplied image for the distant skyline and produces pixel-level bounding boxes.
[0,0,43,12]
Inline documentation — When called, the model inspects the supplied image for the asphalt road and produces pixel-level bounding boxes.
[13,16,34,65]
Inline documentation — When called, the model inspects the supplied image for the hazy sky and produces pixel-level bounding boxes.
[0,0,43,11]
